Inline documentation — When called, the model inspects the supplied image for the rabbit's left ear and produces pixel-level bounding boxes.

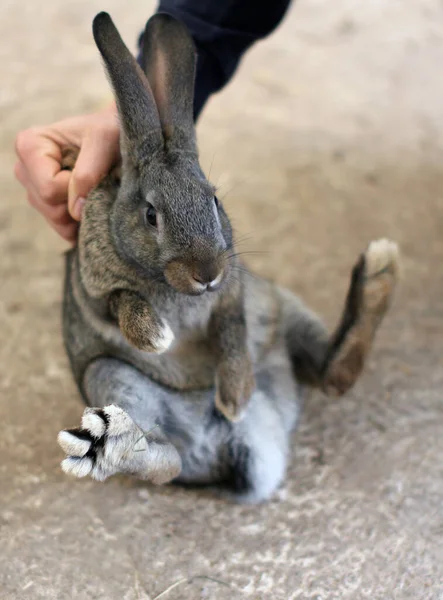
[92,12,163,158]
[140,13,197,153]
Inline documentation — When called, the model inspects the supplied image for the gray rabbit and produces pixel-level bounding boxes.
[58,12,399,503]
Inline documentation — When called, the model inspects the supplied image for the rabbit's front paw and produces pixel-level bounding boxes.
[58,406,157,482]
[135,318,175,354]
[111,290,175,353]
[215,356,255,422]
[122,314,175,354]
[153,319,175,352]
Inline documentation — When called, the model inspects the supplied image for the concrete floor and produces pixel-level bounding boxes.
[1,1,443,598]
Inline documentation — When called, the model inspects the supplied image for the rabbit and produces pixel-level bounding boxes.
[57,11,400,503]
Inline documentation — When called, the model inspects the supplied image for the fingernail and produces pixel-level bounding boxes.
[72,197,85,221]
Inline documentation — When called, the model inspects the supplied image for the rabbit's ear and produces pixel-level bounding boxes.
[140,14,197,153]
[92,12,163,156]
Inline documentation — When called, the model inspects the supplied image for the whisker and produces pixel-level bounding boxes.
[230,266,262,282]
[207,152,216,181]
[226,273,242,287]
[227,250,269,259]
[217,171,256,198]
[220,236,264,257]
[232,233,255,246]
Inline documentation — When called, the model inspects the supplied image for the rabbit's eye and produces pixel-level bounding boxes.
[214,196,219,208]
[145,203,157,228]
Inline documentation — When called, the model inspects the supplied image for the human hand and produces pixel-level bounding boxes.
[14,103,120,243]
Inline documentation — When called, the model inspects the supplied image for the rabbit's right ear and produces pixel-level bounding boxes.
[92,12,163,158]
[140,14,197,154]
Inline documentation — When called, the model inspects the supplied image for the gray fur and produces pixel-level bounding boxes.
[92,13,163,155]
[59,13,399,503]
[140,13,198,152]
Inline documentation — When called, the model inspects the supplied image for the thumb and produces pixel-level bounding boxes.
[68,128,120,221]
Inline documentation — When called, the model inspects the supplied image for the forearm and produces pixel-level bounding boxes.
[210,291,255,421]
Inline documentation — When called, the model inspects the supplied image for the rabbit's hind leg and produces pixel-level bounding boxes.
[57,358,182,484]
[322,239,399,395]
[285,238,399,396]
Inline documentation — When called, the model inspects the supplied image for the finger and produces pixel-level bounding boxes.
[68,127,120,220]
[15,160,43,208]
[44,205,78,243]
[15,129,71,207]
[26,190,73,225]
[14,160,28,188]
[26,190,78,243]
[52,221,78,244]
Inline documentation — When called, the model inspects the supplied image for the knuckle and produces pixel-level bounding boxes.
[15,127,40,157]
[27,192,38,209]
[52,207,73,227]
[39,180,58,204]
[14,161,23,182]
[56,223,78,243]
[73,168,97,194]
[44,202,66,221]
[90,121,119,139]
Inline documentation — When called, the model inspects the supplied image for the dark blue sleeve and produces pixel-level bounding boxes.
[137,0,292,120]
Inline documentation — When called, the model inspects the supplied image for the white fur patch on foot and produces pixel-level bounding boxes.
[58,405,181,484]
[57,431,91,457]
[363,238,400,315]
[82,409,106,438]
[365,238,399,279]
[58,406,157,482]
[58,405,143,481]
[151,320,175,354]
[102,405,134,436]
[61,456,93,478]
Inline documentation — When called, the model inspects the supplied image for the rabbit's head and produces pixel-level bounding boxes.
[92,12,234,296]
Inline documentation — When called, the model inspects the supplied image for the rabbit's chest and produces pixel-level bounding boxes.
[134,334,217,391]
[134,298,218,390]
[150,291,214,340]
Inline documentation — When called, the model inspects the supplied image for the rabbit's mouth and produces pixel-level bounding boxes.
[164,260,226,296]
[190,271,224,294]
